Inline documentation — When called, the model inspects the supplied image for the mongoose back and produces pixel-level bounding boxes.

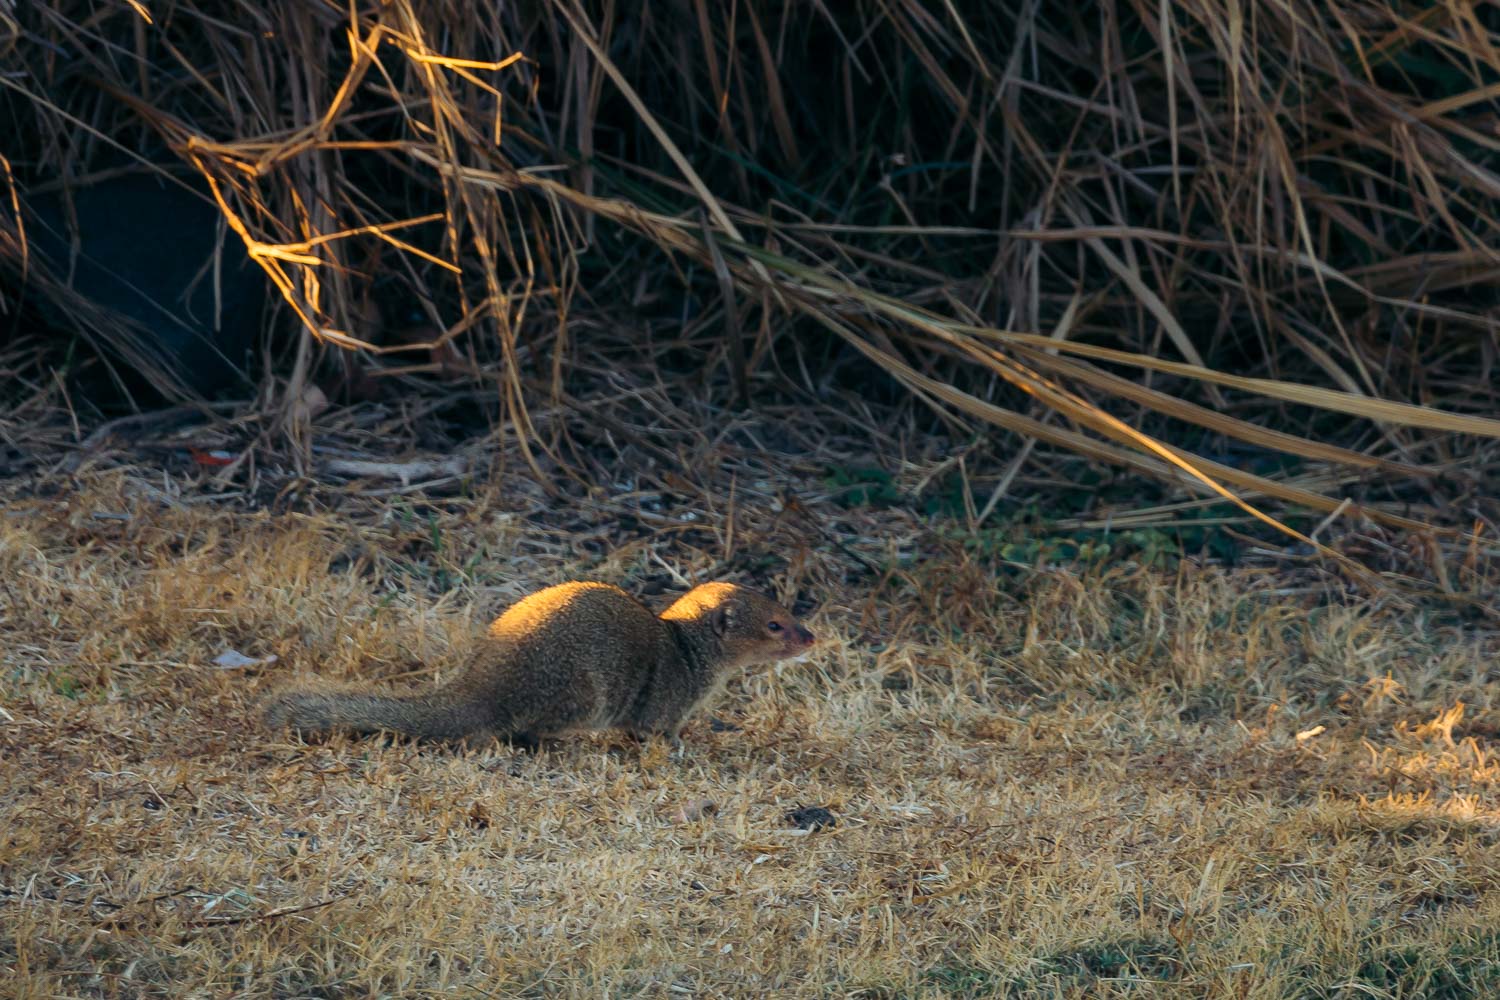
[260,581,815,746]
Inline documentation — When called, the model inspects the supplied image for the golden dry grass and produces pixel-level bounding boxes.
[4,465,1499,999]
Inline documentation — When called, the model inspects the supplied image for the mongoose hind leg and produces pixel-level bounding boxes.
[505,671,604,743]
[455,727,501,753]
[454,727,542,754]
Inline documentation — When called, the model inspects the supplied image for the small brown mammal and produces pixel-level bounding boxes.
[260,581,815,747]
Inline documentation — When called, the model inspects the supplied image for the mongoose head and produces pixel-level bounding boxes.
[663,582,816,669]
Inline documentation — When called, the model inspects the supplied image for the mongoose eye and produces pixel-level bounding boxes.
[767,621,783,633]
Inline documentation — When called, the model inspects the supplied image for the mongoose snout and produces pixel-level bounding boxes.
[260,580,816,747]
[775,621,816,653]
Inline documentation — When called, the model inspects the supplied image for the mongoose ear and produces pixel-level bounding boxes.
[712,603,733,636]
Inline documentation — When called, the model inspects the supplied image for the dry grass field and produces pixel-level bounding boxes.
[4,458,1498,999]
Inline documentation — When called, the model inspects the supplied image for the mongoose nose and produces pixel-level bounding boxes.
[795,625,815,646]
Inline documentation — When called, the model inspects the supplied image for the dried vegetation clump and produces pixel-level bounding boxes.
[2,457,1499,997]
[3,1,1500,601]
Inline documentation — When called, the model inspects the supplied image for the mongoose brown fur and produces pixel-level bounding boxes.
[260,581,815,746]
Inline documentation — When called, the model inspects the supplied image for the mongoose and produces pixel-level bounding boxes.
[260,581,815,747]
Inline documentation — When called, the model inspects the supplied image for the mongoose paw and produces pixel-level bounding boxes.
[456,729,501,754]
[624,729,684,759]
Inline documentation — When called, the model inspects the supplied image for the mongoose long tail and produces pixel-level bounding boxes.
[261,682,497,740]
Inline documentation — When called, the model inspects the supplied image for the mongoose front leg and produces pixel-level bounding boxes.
[507,732,542,754]
[622,725,685,759]
[653,726,687,759]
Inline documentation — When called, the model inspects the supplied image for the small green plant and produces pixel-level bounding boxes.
[1026,938,1181,991]
[1290,931,1500,1000]
[826,467,903,508]
[918,961,1009,997]
[50,671,81,700]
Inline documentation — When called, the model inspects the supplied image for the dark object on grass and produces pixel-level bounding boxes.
[785,805,836,831]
